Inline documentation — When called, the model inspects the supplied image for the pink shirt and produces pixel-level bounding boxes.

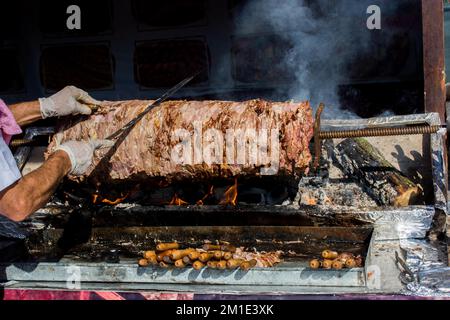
[0,99,22,192]
[0,99,22,144]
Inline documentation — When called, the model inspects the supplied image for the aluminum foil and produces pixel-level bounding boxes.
[352,207,435,240]
[399,239,450,297]
[322,113,442,130]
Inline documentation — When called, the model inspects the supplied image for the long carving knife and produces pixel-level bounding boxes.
[106,73,198,140]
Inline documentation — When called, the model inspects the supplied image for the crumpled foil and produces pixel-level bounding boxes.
[399,239,450,297]
[361,207,435,240]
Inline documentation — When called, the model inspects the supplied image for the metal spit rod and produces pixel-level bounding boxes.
[313,103,444,169]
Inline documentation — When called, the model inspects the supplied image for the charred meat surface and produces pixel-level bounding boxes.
[48,99,313,185]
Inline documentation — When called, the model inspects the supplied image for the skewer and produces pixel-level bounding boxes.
[309,259,321,269]
[240,259,257,271]
[199,253,214,263]
[156,242,179,251]
[217,260,227,270]
[138,259,149,267]
[193,261,205,270]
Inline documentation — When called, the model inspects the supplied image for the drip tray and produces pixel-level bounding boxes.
[1,226,372,287]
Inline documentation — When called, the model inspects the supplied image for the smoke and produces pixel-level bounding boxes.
[233,0,404,118]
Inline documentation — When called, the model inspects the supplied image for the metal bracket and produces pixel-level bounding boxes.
[313,103,324,170]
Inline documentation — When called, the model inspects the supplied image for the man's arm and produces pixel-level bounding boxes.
[9,86,101,126]
[0,151,71,222]
[9,100,42,127]
[0,139,112,222]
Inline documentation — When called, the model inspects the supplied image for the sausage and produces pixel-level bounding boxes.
[159,261,170,268]
[138,259,149,267]
[199,253,214,263]
[174,259,186,268]
[170,248,195,261]
[147,255,158,265]
[213,250,224,260]
[223,252,233,260]
[338,252,354,261]
[220,244,236,252]
[240,259,257,271]
[188,251,201,260]
[182,256,193,265]
[193,261,205,270]
[321,259,333,269]
[156,242,180,251]
[143,250,156,259]
[202,244,221,251]
[217,260,227,270]
[226,259,244,269]
[163,255,173,264]
[207,261,218,268]
[345,258,356,268]
[332,259,344,270]
[156,249,174,262]
[321,250,338,259]
[309,259,321,269]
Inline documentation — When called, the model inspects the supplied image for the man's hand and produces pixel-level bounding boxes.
[55,139,114,176]
[39,86,101,119]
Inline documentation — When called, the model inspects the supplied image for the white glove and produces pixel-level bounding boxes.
[55,139,114,176]
[39,86,101,119]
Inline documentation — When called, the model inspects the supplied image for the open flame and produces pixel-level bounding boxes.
[219,178,238,206]
[102,194,128,205]
[92,193,99,204]
[92,192,128,205]
[196,186,214,205]
[169,193,188,206]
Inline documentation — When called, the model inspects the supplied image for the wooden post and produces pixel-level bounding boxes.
[422,0,446,122]
[422,1,449,266]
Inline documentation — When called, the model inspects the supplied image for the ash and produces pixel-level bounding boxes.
[296,141,377,208]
